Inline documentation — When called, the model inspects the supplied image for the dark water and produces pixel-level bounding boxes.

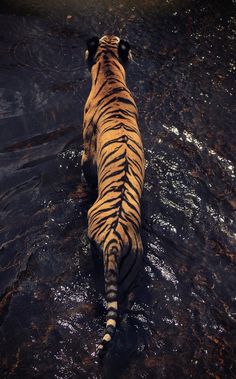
[0,0,236,378]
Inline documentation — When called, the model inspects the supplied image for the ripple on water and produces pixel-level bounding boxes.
[147,248,179,288]
[0,1,236,378]
[0,79,52,120]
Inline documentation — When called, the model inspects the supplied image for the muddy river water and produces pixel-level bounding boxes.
[0,1,235,378]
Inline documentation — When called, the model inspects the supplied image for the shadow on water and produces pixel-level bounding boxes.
[0,0,236,378]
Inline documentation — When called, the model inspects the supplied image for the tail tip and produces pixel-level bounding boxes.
[96,331,114,357]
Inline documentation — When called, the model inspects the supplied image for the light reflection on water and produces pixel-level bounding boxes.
[0,1,236,379]
[147,247,178,287]
[162,123,235,178]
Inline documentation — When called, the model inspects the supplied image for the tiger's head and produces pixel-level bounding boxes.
[85,35,132,69]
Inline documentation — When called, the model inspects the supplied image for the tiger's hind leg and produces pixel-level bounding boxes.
[119,244,143,316]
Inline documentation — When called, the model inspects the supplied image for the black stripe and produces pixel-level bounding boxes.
[128,165,143,188]
[103,113,126,122]
[128,136,143,150]
[90,195,120,213]
[127,142,142,157]
[124,213,140,232]
[100,135,127,151]
[106,311,117,319]
[94,79,108,98]
[100,151,126,173]
[99,146,120,168]
[124,178,140,198]
[90,208,118,223]
[126,189,140,205]
[122,194,140,216]
[106,307,117,313]
[107,78,126,86]
[98,96,136,114]
[90,222,110,240]
[128,156,143,174]
[96,87,129,107]
[105,69,114,76]
[106,292,117,301]
[99,167,125,184]
[99,184,123,198]
[90,211,118,227]
[123,124,138,132]
[99,123,125,136]
[94,62,101,85]
[105,239,119,251]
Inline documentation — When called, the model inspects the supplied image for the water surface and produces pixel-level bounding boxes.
[0,1,236,378]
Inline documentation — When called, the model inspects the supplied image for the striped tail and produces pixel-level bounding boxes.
[96,246,119,356]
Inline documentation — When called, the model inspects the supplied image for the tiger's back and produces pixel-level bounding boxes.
[82,35,145,354]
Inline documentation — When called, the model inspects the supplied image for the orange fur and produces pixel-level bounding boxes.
[82,35,145,354]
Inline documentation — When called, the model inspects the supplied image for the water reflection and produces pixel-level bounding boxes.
[0,1,236,378]
[162,123,235,178]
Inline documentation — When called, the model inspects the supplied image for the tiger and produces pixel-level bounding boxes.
[81,35,145,355]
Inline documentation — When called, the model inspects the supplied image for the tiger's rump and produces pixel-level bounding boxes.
[88,121,144,293]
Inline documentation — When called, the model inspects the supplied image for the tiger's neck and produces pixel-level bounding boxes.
[91,58,126,87]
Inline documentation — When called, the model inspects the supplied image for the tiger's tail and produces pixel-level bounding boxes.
[96,246,119,356]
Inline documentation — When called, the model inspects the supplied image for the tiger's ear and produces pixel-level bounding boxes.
[85,37,99,63]
[118,40,131,62]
